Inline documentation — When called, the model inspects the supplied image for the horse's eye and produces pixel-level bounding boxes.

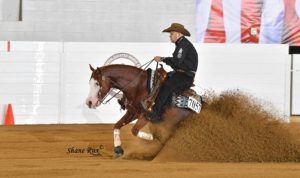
[95,82,99,86]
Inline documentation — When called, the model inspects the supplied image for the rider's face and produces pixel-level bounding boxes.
[169,31,182,43]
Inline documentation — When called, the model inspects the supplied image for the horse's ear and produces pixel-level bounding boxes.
[89,64,95,71]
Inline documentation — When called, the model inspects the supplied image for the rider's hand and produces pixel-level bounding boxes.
[154,56,161,62]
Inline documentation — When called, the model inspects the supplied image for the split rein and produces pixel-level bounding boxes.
[98,59,158,105]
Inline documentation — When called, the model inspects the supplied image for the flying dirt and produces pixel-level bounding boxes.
[123,90,300,162]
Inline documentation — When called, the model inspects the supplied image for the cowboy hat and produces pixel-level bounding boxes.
[162,23,191,36]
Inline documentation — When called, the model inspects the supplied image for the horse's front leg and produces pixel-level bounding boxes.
[131,115,153,140]
[113,111,135,158]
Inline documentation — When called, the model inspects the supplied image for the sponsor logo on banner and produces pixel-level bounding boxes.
[104,53,141,98]
[104,53,141,67]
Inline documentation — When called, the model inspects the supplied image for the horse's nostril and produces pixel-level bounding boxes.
[88,101,92,107]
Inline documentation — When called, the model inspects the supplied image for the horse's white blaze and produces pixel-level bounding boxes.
[137,131,153,141]
[86,78,101,108]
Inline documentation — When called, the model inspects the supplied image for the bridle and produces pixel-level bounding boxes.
[95,75,111,105]
[94,59,158,105]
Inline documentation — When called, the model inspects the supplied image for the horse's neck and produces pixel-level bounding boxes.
[103,66,144,92]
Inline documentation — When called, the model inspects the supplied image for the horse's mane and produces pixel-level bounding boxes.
[100,64,144,74]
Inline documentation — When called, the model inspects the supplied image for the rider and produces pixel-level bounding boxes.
[142,23,198,122]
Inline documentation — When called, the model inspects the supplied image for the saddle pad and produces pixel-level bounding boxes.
[172,92,203,113]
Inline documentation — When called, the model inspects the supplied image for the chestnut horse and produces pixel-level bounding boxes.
[86,64,193,158]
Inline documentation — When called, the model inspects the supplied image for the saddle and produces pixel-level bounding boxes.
[117,65,167,112]
[143,66,202,114]
[118,66,203,114]
[142,66,168,112]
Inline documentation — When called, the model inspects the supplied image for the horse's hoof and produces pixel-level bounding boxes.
[114,146,124,158]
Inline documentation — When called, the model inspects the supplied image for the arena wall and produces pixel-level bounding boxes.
[293,55,300,115]
[0,0,196,42]
[0,41,292,124]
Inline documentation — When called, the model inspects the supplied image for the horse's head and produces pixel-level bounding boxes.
[86,64,112,109]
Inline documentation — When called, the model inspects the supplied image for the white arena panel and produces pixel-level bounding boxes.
[0,42,292,124]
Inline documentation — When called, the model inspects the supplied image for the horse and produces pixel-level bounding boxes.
[86,64,199,158]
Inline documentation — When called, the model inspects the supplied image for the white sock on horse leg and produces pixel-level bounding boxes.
[113,129,121,147]
[137,131,153,141]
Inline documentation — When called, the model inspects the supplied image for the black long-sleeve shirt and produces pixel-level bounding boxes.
[162,36,198,76]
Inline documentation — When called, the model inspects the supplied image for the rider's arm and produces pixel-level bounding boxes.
[161,44,188,69]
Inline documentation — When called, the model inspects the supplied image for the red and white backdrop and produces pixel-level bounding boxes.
[196,0,300,45]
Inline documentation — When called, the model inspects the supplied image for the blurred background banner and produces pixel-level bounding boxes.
[196,0,300,45]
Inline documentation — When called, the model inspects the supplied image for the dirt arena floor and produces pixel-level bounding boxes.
[0,123,300,178]
[1,92,300,178]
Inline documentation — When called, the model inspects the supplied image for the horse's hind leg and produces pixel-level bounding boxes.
[113,111,135,158]
[131,115,153,140]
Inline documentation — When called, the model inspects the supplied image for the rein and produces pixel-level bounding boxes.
[99,59,158,104]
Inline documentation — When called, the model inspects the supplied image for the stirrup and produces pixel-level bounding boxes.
[144,112,162,123]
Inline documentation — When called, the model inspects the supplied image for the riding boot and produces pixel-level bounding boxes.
[144,111,161,123]
[144,86,172,123]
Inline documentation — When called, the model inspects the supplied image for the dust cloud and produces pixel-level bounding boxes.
[124,90,300,162]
